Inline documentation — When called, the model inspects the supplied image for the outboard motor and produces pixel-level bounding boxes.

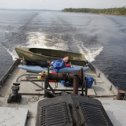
[7,83,22,103]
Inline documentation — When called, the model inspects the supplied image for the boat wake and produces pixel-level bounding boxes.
[77,41,103,62]
[26,32,48,48]
[1,31,104,63]
[26,32,69,50]
[25,31,103,62]
[1,42,18,61]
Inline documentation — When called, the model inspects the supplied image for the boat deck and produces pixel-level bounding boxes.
[0,66,117,98]
[0,64,126,126]
[85,69,117,97]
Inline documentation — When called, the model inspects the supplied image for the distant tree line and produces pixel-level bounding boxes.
[63,7,126,15]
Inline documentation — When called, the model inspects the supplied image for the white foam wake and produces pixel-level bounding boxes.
[3,47,18,61]
[26,32,48,48]
[85,47,103,62]
[77,41,103,62]
[26,32,68,50]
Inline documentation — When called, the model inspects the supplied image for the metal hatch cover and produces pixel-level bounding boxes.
[36,95,113,126]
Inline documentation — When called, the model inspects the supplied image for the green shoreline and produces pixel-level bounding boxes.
[63,7,126,15]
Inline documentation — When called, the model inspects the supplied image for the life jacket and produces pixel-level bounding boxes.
[51,59,65,70]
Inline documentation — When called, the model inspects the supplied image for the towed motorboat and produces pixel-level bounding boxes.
[15,47,88,66]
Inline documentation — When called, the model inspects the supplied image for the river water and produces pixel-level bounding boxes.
[0,10,126,89]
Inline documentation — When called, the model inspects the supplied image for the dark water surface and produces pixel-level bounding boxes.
[0,10,126,89]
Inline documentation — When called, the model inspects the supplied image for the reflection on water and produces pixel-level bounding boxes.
[0,10,126,89]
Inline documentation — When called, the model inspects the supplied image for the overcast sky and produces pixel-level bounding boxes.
[0,0,126,10]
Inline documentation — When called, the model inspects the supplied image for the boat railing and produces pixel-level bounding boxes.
[0,59,20,87]
[88,62,97,73]
[88,62,117,95]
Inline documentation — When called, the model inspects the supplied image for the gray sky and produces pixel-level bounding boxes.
[0,0,126,10]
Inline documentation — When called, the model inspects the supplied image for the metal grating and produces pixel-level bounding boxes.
[38,102,72,126]
[80,102,113,126]
[36,95,113,126]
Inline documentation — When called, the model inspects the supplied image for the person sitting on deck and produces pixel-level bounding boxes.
[50,56,71,71]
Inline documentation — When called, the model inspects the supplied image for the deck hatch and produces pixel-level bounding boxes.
[80,101,113,126]
[36,95,113,126]
[37,102,72,126]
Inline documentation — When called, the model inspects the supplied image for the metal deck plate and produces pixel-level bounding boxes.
[0,107,28,126]
[102,100,126,126]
